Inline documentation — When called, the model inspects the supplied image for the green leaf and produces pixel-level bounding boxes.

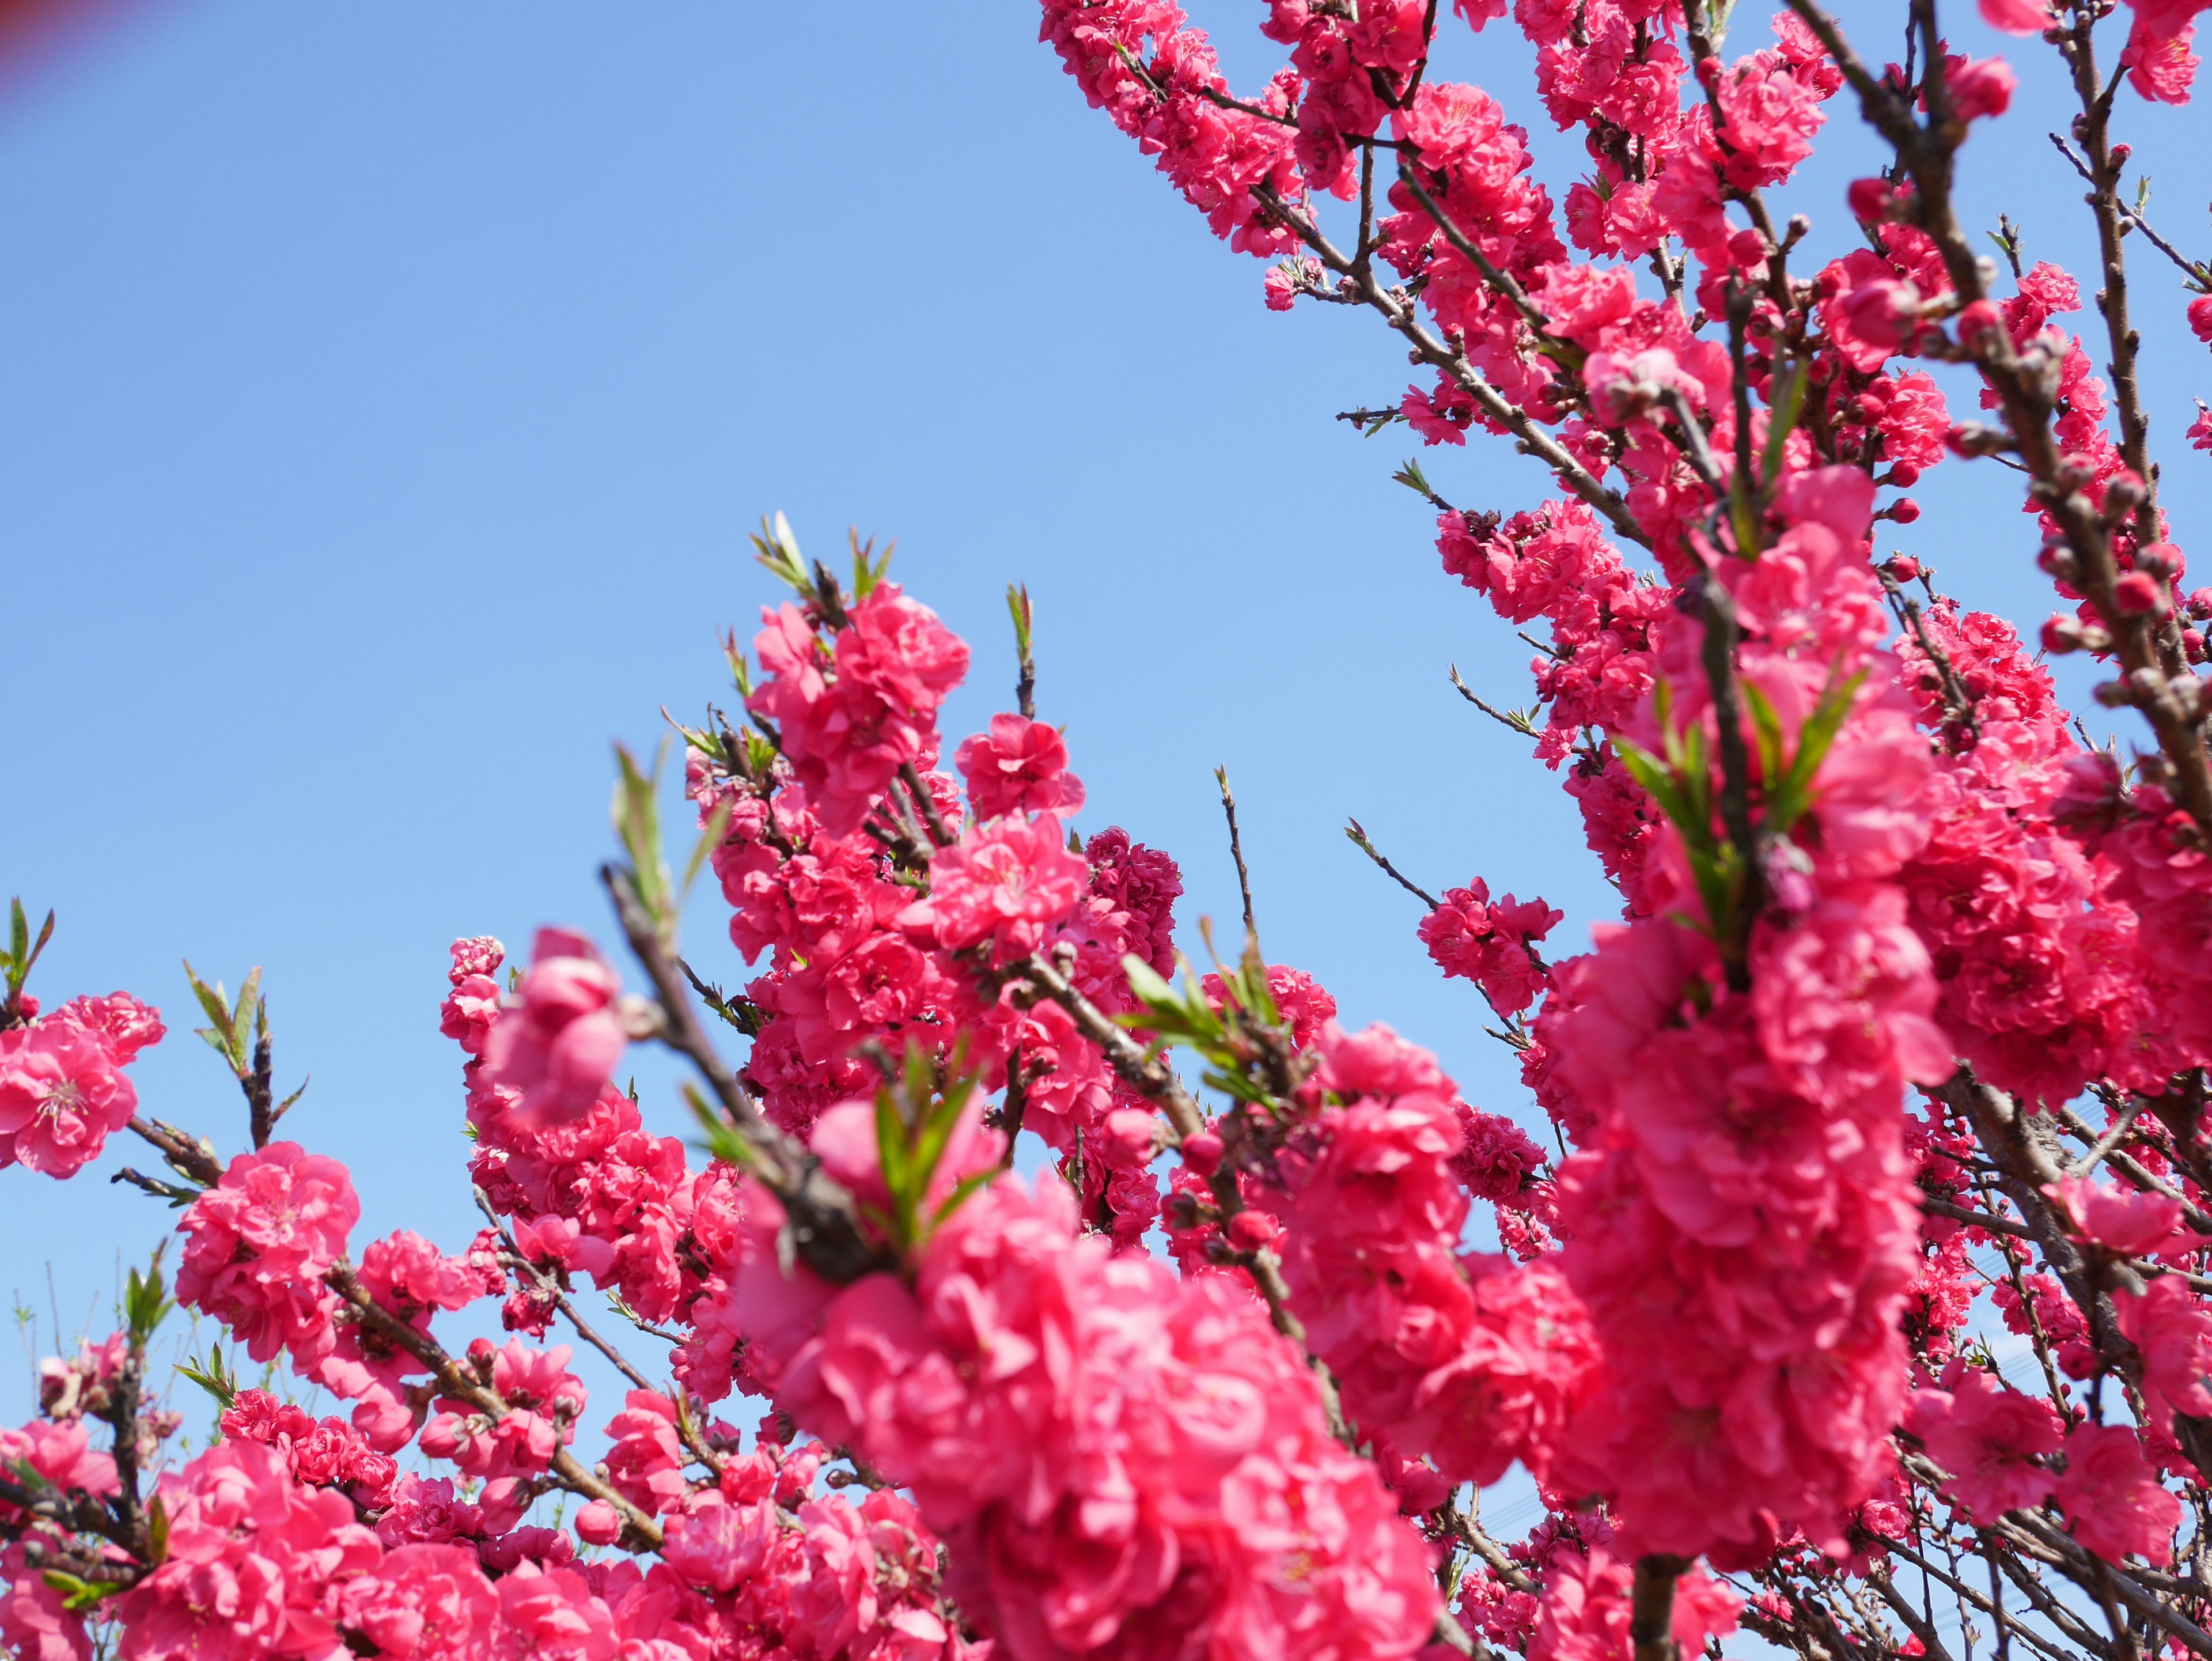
[177,1348,237,1411]
[1766,665,1868,838]
[182,961,235,1049]
[683,1083,759,1172]
[41,1570,128,1613]
[750,511,809,593]
[1392,457,1434,498]
[148,1494,170,1565]
[681,800,734,903]
[125,1253,171,1345]
[1741,679,1786,790]
[1759,358,1807,490]
[612,740,675,937]
[1120,954,1175,1009]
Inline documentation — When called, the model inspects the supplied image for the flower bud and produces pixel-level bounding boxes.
[1887,462,1922,487]
[1226,1209,1281,1252]
[575,1501,624,1546]
[1953,300,2003,349]
[2093,678,2137,707]
[2104,469,2147,510]
[2113,570,2165,616]
[2037,543,2081,583]
[1885,555,1922,582]
[1101,1107,1159,1168]
[2134,541,2180,581]
[2041,615,2085,654]
[1180,1130,1224,1176]
[2187,587,2212,621]
[1847,176,1895,222]
[2184,628,2206,663]
[1886,497,1921,524]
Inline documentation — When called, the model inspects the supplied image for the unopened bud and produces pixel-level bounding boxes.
[2037,543,2081,583]
[1888,462,1922,487]
[2135,541,2180,581]
[2113,570,2165,616]
[1884,496,1922,524]
[2041,615,2086,654]
[1847,176,1894,222]
[2093,678,2137,707]
[2105,470,2148,510]
[1885,555,1922,582]
[1180,1130,1224,1176]
[2053,453,2096,493]
[1227,1209,1281,1252]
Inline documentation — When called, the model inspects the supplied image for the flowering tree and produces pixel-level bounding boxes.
[8,0,2212,1657]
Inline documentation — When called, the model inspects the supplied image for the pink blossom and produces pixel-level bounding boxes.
[46,992,166,1063]
[900,812,1089,965]
[601,1390,690,1515]
[491,1564,616,1661]
[1528,1545,1740,1661]
[749,586,971,838]
[176,1141,359,1367]
[336,1542,498,1659]
[419,1341,586,1481]
[2044,1176,2181,1255]
[0,1020,139,1177]
[956,713,1087,819]
[2118,1275,2212,1427]
[118,1439,378,1661]
[1945,55,2018,119]
[0,1418,119,1523]
[0,1541,88,1661]
[477,928,627,1124]
[1418,879,1560,1014]
[661,1496,777,1592]
[1907,1366,2060,1522]
[2054,1424,2181,1565]
[1823,268,1921,371]
[1979,0,2051,30]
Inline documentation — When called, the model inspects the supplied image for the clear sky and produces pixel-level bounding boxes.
[4,0,2209,1431]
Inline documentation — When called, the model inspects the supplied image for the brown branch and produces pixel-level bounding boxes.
[126,1115,224,1187]
[1631,1555,1689,1661]
[1250,184,1650,548]
[603,865,889,1285]
[325,1263,666,1551]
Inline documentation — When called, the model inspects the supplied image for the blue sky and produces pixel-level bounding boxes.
[3,0,2209,1429]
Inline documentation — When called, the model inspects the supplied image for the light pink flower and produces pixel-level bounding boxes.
[0,1021,139,1178]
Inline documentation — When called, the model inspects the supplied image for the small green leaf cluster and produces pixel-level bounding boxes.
[1,896,54,1021]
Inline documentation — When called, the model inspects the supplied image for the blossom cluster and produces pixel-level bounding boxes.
[15,0,2212,1654]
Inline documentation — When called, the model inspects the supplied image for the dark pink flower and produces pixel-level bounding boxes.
[175,1142,359,1367]
[956,714,1087,819]
[900,812,1089,965]
[2055,1424,2181,1564]
[1908,1367,2060,1522]
[478,928,627,1124]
